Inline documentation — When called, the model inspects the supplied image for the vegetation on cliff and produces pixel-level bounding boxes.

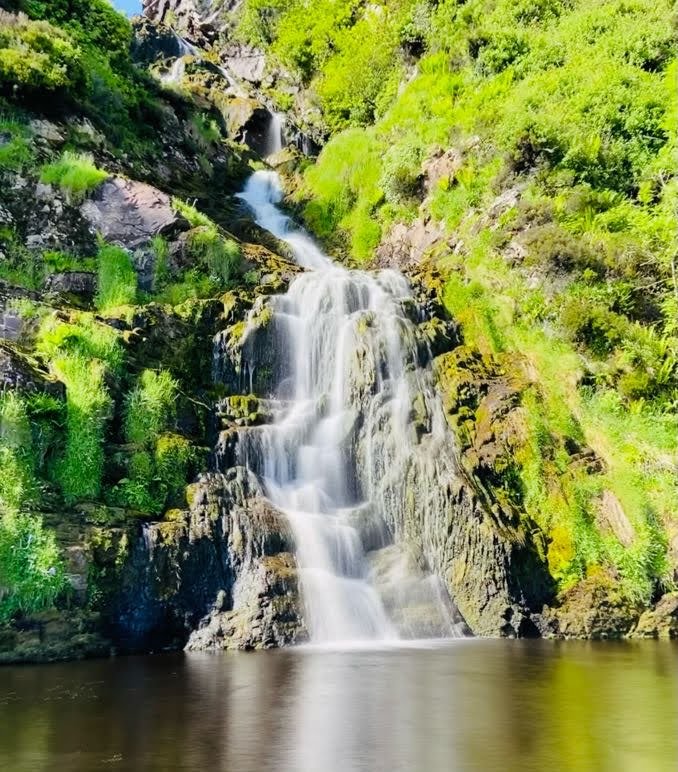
[0,0,256,627]
[242,0,678,603]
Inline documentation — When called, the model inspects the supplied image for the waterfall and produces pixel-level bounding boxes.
[161,31,245,95]
[229,171,464,645]
[264,112,286,157]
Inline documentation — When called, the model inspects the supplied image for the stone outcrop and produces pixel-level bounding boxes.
[0,342,64,397]
[81,177,184,250]
[44,271,97,305]
[98,470,305,652]
[630,593,678,639]
[542,573,642,639]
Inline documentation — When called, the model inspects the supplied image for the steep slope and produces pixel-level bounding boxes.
[0,0,676,662]
[168,0,678,636]
[0,0,308,661]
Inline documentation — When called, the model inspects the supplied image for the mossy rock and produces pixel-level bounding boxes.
[545,572,642,639]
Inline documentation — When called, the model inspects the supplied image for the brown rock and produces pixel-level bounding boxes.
[631,593,678,639]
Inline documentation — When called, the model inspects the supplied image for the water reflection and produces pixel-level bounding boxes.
[0,641,676,771]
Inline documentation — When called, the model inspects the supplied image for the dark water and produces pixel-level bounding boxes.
[1,640,677,771]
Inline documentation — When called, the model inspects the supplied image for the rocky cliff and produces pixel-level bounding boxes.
[0,0,676,664]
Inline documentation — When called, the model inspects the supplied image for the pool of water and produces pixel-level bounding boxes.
[1,640,676,771]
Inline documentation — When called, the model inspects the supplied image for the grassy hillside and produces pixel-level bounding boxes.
[240,0,678,602]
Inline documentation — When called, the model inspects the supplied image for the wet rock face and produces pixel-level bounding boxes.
[185,552,306,650]
[219,41,266,84]
[131,17,187,64]
[223,98,273,154]
[101,470,305,652]
[142,0,237,44]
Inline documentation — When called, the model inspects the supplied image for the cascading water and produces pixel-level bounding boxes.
[264,112,286,157]
[230,171,464,645]
[161,31,244,95]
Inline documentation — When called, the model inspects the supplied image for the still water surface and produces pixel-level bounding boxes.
[1,640,676,771]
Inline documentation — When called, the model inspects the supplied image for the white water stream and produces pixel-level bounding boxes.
[235,171,462,645]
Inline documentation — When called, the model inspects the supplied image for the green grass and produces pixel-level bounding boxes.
[0,391,65,622]
[95,243,137,312]
[51,354,112,503]
[0,116,34,171]
[40,151,108,202]
[112,369,194,514]
[186,228,241,284]
[0,512,65,622]
[265,0,677,602]
[36,313,124,503]
[172,198,216,230]
[123,370,177,446]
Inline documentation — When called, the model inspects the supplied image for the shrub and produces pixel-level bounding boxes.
[155,433,194,508]
[151,236,170,290]
[153,271,219,306]
[37,314,125,375]
[0,392,36,514]
[0,10,82,94]
[520,224,604,274]
[172,198,215,229]
[560,295,626,356]
[0,390,65,621]
[36,314,123,502]
[40,151,108,202]
[379,143,423,205]
[95,243,137,311]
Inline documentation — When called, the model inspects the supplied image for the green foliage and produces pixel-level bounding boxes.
[238,0,410,130]
[43,250,95,274]
[379,143,422,205]
[153,271,219,306]
[0,116,34,170]
[36,314,123,503]
[0,391,36,514]
[113,370,193,514]
[37,313,125,375]
[0,512,65,622]
[268,0,678,600]
[186,228,241,284]
[123,370,177,447]
[95,243,137,311]
[0,10,82,94]
[165,202,241,292]
[302,128,383,260]
[40,151,108,202]
[0,391,65,622]
[151,236,170,290]
[172,198,215,229]
[10,0,177,157]
[0,228,42,289]
[154,433,194,508]
[52,355,112,503]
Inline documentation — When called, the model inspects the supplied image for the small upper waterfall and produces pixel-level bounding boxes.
[264,112,286,157]
[229,171,464,645]
[161,31,245,95]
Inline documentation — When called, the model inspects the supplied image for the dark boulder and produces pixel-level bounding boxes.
[81,177,186,250]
